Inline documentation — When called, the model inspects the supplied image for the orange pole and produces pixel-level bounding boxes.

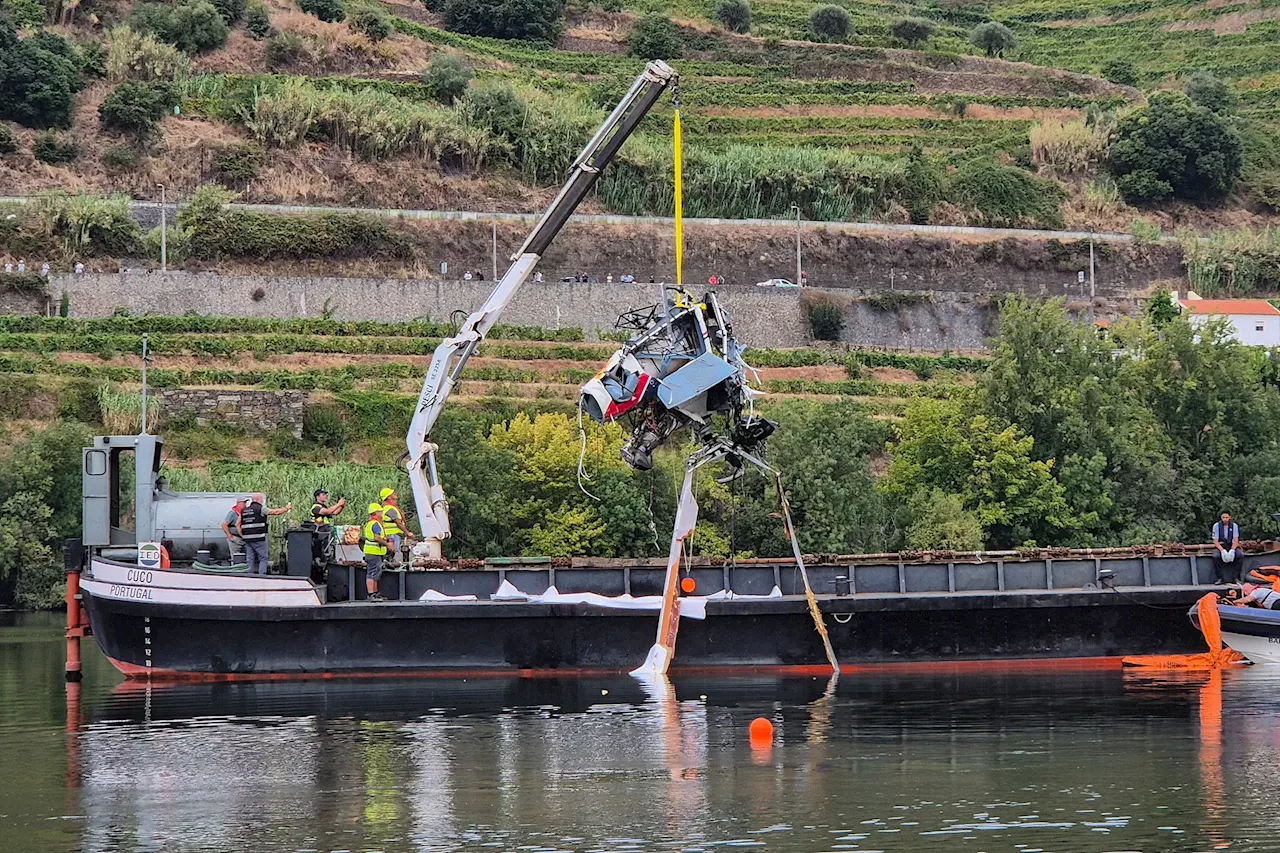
[65,568,82,682]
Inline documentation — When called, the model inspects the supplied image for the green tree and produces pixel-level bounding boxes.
[441,0,562,42]
[350,9,391,40]
[1185,70,1236,115]
[903,489,984,551]
[32,131,78,163]
[1147,288,1178,326]
[0,422,91,610]
[421,53,473,105]
[628,13,681,59]
[132,0,232,52]
[245,2,270,37]
[903,143,942,224]
[0,22,80,129]
[1109,92,1243,203]
[891,17,934,47]
[0,125,17,155]
[461,84,527,143]
[2,0,45,28]
[1101,57,1138,86]
[882,398,1078,548]
[210,0,245,25]
[970,21,1016,57]
[715,0,751,34]
[98,80,178,138]
[298,0,344,22]
[809,4,851,42]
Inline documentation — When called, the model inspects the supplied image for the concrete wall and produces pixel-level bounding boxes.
[55,272,811,348]
[161,389,306,437]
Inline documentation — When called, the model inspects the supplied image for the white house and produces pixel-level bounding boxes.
[1178,298,1280,347]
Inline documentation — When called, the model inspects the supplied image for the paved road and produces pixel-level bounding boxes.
[0,197,1138,243]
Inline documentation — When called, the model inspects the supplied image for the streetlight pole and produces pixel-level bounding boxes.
[157,185,167,272]
[140,334,150,434]
[791,204,802,287]
[491,214,498,281]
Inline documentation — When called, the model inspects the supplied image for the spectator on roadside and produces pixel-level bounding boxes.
[74,262,84,275]
[16,259,25,273]
[3,262,10,273]
[463,269,473,281]
[41,262,49,277]
[607,273,614,283]
[1213,511,1242,584]
[534,271,544,282]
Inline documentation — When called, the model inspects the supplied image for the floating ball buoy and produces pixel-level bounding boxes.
[601,689,609,695]
[748,717,773,748]
[680,577,696,593]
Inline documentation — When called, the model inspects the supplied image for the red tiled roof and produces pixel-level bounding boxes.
[1179,299,1280,316]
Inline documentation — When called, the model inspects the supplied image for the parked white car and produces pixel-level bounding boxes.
[755,278,799,288]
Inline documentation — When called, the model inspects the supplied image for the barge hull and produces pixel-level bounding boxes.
[83,587,1208,678]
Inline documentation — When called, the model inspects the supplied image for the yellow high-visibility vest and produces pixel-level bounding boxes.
[362,520,387,556]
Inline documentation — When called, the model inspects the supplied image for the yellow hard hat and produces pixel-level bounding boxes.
[368,503,383,514]
[379,487,395,500]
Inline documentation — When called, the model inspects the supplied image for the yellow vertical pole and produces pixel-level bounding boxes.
[673,105,684,287]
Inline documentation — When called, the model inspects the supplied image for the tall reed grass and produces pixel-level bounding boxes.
[1182,227,1280,296]
[97,383,162,435]
[1029,119,1108,175]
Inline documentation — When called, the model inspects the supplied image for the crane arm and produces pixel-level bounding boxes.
[406,60,679,546]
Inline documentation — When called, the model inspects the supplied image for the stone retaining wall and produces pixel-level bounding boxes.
[161,389,306,437]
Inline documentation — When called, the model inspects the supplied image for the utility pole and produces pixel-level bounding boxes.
[157,185,167,272]
[491,215,498,281]
[140,334,150,434]
[791,204,802,286]
[1089,232,1096,326]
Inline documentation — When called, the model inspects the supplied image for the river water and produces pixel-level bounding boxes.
[3,611,1280,853]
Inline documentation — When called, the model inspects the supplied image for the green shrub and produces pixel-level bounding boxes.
[77,40,107,78]
[29,191,143,256]
[98,80,178,137]
[1100,57,1137,87]
[0,24,81,129]
[32,132,78,164]
[245,2,270,38]
[0,125,17,155]
[3,0,45,28]
[350,9,391,40]
[101,145,141,170]
[970,21,1015,57]
[302,403,350,449]
[132,1,231,53]
[715,0,751,34]
[891,17,934,47]
[212,142,267,185]
[440,0,561,41]
[461,84,527,143]
[628,14,681,59]
[809,5,851,42]
[298,0,343,21]
[264,31,310,68]
[1185,70,1236,115]
[178,184,413,260]
[947,158,1065,229]
[103,26,190,82]
[1109,92,1242,204]
[803,294,844,341]
[211,0,246,25]
[902,144,942,225]
[421,53,473,105]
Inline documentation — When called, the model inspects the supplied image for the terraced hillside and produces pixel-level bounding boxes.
[2,0,1276,237]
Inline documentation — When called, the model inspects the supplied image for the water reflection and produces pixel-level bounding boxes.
[9,614,1280,852]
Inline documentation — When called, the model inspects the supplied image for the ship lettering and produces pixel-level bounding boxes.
[126,569,154,585]
[109,584,154,600]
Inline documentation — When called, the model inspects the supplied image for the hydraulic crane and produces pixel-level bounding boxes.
[405,61,678,557]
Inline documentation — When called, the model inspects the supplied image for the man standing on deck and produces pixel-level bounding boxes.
[237,493,292,576]
[221,496,250,560]
[363,503,390,602]
[378,488,410,566]
[310,488,346,526]
[1213,511,1241,584]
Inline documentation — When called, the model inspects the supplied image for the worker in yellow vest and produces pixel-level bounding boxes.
[362,503,390,602]
[378,487,411,565]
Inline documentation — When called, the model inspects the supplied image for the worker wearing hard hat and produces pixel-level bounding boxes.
[362,503,390,602]
[378,487,410,565]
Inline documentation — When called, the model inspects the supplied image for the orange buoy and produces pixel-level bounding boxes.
[680,577,696,594]
[748,717,773,748]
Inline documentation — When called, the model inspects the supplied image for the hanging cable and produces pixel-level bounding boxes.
[576,404,600,501]
[672,82,684,287]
